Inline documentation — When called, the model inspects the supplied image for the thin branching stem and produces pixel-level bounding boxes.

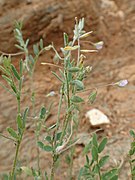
[41,62,62,68]
[77,38,80,66]
[0,50,24,56]
[60,70,71,143]
[0,133,16,142]
[11,141,20,179]
[10,95,21,179]
[0,82,15,96]
[77,83,114,94]
[56,85,64,130]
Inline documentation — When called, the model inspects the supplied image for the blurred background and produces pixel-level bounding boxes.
[0,0,135,179]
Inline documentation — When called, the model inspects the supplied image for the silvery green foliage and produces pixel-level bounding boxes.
[0,17,129,180]
[78,133,119,180]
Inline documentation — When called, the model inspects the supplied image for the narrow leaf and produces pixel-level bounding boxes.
[17,114,23,129]
[37,141,44,150]
[7,127,18,139]
[92,146,98,161]
[33,44,39,55]
[102,169,118,180]
[130,130,135,138]
[45,136,52,143]
[37,141,53,152]
[80,31,93,39]
[83,141,92,155]
[110,175,118,180]
[88,91,97,104]
[70,95,84,103]
[23,107,29,126]
[68,67,80,73]
[11,85,17,94]
[25,39,29,47]
[71,80,84,90]
[56,132,62,141]
[39,106,46,119]
[48,123,56,130]
[39,39,43,49]
[43,145,53,152]
[92,133,98,148]
[52,71,63,83]
[15,44,24,51]
[99,155,109,168]
[11,64,20,80]
[92,164,99,174]
[0,65,10,76]
[63,32,68,47]
[3,56,11,69]
[86,155,89,165]
[19,59,23,76]
[64,45,79,51]
[2,75,12,84]
[98,137,107,153]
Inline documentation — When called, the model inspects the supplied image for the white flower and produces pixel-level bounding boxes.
[94,41,104,50]
[118,79,128,87]
[114,79,128,87]
[46,91,56,97]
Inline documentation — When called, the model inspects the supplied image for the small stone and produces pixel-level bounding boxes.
[117,10,125,20]
[100,0,118,12]
[26,0,32,4]
[85,108,110,126]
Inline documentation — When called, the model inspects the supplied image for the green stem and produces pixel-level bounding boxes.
[30,71,36,117]
[17,98,21,114]
[77,38,80,66]
[10,141,20,180]
[10,89,22,179]
[36,134,40,173]
[129,153,134,180]
[10,99,21,179]
[56,85,64,130]
[50,155,55,180]
[97,158,102,180]
[60,70,71,143]
[50,85,64,179]
[50,133,58,180]
[69,109,79,179]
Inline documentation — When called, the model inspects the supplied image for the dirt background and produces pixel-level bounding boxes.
[0,0,135,179]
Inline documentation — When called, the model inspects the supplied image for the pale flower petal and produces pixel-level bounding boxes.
[94,41,104,50]
[118,79,128,87]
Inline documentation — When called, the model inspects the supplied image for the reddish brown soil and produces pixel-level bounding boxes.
[0,0,135,179]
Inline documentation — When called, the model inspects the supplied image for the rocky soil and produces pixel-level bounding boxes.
[0,0,135,179]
